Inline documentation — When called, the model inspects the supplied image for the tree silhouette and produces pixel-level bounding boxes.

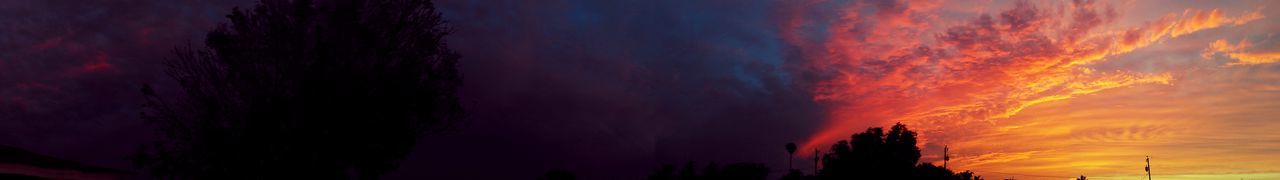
[780,170,815,180]
[913,163,954,180]
[131,0,462,179]
[956,170,983,180]
[653,123,990,180]
[786,142,797,170]
[886,123,922,170]
[815,123,981,180]
[648,161,769,180]
[539,169,576,180]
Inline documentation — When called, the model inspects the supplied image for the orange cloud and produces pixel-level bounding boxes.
[1108,8,1264,61]
[777,0,1280,178]
[783,0,1265,159]
[960,150,1043,167]
[1228,52,1280,65]
[1203,39,1280,65]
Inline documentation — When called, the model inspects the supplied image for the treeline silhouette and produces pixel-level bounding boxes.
[648,162,771,180]
[784,123,983,180]
[132,0,461,179]
[543,123,986,180]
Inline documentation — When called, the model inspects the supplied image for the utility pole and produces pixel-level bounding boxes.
[944,146,950,169]
[1146,156,1153,180]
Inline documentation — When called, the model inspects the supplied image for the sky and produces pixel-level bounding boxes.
[1,0,1278,179]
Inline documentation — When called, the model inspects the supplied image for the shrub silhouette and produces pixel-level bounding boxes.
[780,170,814,180]
[649,161,770,180]
[539,169,577,180]
[955,170,982,180]
[131,0,462,179]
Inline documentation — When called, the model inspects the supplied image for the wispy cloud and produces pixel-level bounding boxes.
[1203,39,1280,65]
[780,0,1280,179]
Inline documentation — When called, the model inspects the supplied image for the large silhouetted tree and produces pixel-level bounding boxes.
[132,0,461,179]
[816,123,980,180]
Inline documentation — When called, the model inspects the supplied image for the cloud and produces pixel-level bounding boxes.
[960,150,1043,167]
[1109,8,1264,59]
[0,0,253,173]
[1227,52,1280,65]
[1203,39,1280,65]
[3,0,1278,179]
[782,0,1267,164]
[392,0,826,178]
[1202,39,1252,58]
[943,65,1280,178]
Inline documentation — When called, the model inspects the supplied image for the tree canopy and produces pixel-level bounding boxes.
[132,0,462,179]
[782,123,984,180]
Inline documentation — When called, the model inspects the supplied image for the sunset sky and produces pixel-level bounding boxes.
[2,0,1278,179]
[785,0,1280,179]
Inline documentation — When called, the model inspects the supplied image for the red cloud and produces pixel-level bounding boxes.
[780,0,1259,154]
[33,35,67,51]
[61,52,116,76]
[81,53,114,72]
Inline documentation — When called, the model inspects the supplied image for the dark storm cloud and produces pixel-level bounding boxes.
[2,0,825,179]
[0,0,253,172]
[390,0,824,179]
